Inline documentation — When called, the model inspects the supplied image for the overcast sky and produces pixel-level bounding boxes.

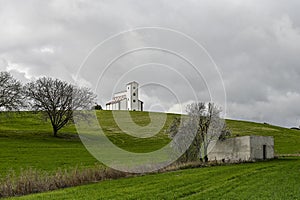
[0,0,300,127]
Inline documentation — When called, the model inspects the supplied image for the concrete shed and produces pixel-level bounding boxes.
[208,136,274,162]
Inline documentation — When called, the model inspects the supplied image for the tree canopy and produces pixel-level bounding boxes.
[26,77,97,136]
[169,102,230,163]
[0,71,24,111]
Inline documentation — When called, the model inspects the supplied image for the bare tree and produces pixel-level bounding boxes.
[25,77,96,137]
[0,71,24,111]
[169,102,229,163]
[198,102,226,162]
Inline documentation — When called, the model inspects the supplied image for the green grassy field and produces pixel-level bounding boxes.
[0,111,299,175]
[1,111,300,199]
[0,111,177,174]
[10,157,300,200]
[0,112,96,174]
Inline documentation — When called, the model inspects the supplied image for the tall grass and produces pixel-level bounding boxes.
[0,166,129,198]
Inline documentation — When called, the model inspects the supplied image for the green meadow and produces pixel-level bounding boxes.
[0,111,178,174]
[0,110,299,199]
[11,158,300,200]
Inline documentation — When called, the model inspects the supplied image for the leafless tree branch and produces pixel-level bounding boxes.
[0,71,25,111]
[25,77,97,137]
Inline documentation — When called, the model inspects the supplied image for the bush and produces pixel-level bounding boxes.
[93,104,103,110]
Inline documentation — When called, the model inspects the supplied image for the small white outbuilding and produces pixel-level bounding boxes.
[208,136,274,162]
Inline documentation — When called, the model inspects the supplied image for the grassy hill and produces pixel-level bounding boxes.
[0,111,300,175]
[0,111,177,174]
[1,110,300,199]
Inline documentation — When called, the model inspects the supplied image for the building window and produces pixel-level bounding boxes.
[133,93,136,96]
[133,87,136,89]
[133,99,136,103]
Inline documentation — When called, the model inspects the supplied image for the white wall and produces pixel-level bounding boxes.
[208,136,274,162]
[126,81,139,111]
[208,136,251,162]
[250,136,274,160]
[120,99,127,110]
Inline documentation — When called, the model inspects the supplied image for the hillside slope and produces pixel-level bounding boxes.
[0,111,299,175]
[227,119,300,154]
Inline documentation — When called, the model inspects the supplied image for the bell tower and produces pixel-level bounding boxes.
[126,81,139,111]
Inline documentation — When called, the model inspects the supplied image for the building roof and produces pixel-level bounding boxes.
[126,81,138,85]
[106,99,143,105]
[106,98,127,105]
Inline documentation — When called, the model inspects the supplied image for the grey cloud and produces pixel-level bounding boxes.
[0,0,299,127]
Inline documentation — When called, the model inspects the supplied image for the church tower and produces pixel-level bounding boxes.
[126,81,139,111]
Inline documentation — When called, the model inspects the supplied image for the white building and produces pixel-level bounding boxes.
[208,136,274,162]
[106,81,143,111]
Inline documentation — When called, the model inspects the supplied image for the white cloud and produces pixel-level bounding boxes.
[71,74,93,88]
[39,47,55,54]
[1,59,32,81]
[167,100,194,114]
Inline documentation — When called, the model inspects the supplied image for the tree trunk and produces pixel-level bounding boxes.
[204,155,208,162]
[53,127,58,137]
[203,144,208,162]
